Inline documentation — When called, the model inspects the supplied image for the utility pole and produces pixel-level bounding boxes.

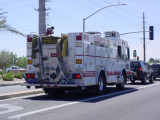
[143,12,146,62]
[39,0,46,35]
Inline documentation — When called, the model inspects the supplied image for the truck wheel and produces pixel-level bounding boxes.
[149,75,153,83]
[130,75,135,84]
[116,72,126,90]
[131,79,135,84]
[153,77,156,80]
[142,75,147,84]
[96,74,106,94]
[43,88,52,95]
[43,88,65,96]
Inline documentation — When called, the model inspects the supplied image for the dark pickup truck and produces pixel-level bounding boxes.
[130,61,153,84]
[151,64,160,80]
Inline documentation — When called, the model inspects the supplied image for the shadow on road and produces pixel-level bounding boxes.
[127,82,151,85]
[153,79,160,81]
[24,86,138,103]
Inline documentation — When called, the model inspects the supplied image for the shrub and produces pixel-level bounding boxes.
[3,72,14,81]
[0,71,5,75]
[0,71,5,79]
[14,72,23,79]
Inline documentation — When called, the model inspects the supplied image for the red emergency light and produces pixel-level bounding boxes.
[72,73,81,79]
[27,37,32,42]
[26,74,35,79]
[76,36,82,40]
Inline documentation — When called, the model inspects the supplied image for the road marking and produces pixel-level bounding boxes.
[9,82,160,119]
[0,104,23,115]
[0,93,44,102]
[138,83,160,89]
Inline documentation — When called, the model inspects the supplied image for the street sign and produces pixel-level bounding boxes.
[133,50,137,57]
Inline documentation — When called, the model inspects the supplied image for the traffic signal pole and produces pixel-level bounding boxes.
[121,13,154,62]
[143,12,146,62]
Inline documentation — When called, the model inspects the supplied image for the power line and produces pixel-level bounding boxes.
[46,12,52,27]
[0,0,25,7]
[101,0,142,24]
[76,0,142,31]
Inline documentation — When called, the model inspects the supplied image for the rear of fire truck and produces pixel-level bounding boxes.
[24,32,88,94]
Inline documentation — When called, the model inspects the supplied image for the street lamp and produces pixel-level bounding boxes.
[83,3,126,32]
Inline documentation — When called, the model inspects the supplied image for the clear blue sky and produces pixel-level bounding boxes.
[0,0,159,61]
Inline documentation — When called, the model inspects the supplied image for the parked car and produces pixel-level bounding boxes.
[151,64,160,80]
[130,61,153,84]
[6,66,26,73]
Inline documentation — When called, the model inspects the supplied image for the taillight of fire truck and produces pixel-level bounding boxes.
[27,35,32,42]
[26,74,35,79]
[76,35,82,40]
[72,73,81,79]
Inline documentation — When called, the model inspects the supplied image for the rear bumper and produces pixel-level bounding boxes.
[153,73,160,78]
[22,82,84,88]
[133,76,143,80]
[132,72,143,80]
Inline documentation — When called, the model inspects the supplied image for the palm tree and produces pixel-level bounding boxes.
[0,9,25,36]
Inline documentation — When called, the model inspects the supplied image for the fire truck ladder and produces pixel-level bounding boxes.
[31,35,44,83]
[38,36,45,81]
[32,35,48,82]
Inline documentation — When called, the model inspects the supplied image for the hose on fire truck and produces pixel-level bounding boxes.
[32,36,39,59]
[56,36,69,78]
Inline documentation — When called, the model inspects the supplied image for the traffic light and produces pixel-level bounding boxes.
[149,26,154,40]
[137,56,139,60]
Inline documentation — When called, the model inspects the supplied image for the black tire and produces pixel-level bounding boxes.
[149,75,154,83]
[153,77,156,80]
[116,72,126,90]
[142,75,147,84]
[43,88,51,95]
[96,74,106,94]
[131,79,135,84]
[130,75,135,84]
[43,88,65,96]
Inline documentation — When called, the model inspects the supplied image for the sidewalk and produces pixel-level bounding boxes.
[0,78,43,100]
[0,78,24,87]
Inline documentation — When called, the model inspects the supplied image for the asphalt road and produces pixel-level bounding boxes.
[0,85,36,94]
[1,79,160,120]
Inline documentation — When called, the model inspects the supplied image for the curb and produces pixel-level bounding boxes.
[0,82,23,87]
[0,89,44,100]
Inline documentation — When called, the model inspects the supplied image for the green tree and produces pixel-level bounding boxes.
[0,9,25,36]
[0,50,17,70]
[10,52,17,65]
[149,58,154,63]
[15,56,27,69]
[154,59,160,63]
[148,58,160,64]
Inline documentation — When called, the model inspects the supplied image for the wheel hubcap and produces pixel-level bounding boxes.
[99,77,103,91]
[121,75,125,85]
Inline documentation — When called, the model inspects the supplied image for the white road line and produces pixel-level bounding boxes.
[9,82,160,119]
[0,104,23,115]
[139,83,160,89]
